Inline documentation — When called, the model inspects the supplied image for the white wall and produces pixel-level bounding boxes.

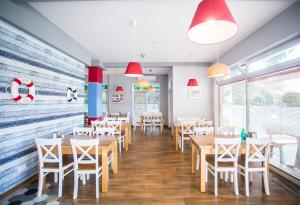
[172,65,213,122]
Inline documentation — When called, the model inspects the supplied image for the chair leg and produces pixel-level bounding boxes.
[118,141,122,153]
[214,171,218,196]
[263,170,270,195]
[245,171,249,197]
[58,171,63,197]
[196,153,200,171]
[95,173,99,198]
[73,173,78,199]
[181,137,184,152]
[87,174,90,180]
[82,174,86,185]
[230,172,234,183]
[225,172,228,182]
[220,172,223,180]
[54,172,58,183]
[234,170,239,196]
[250,172,253,182]
[37,171,44,197]
[205,163,208,183]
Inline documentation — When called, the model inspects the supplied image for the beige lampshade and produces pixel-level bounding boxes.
[207,63,230,78]
[136,79,151,88]
[147,87,155,92]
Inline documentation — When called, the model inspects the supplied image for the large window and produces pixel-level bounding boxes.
[248,69,300,178]
[219,81,246,134]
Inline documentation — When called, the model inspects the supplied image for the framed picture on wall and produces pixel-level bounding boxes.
[188,87,201,99]
[112,93,124,104]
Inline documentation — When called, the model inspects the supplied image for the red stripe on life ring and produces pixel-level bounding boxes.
[14,79,22,85]
[14,95,22,102]
[27,94,34,100]
[27,82,33,87]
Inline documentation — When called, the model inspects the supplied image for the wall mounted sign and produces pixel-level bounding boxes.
[67,87,78,102]
[112,93,123,104]
[11,77,35,103]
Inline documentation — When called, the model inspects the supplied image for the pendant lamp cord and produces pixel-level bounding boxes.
[216,46,219,64]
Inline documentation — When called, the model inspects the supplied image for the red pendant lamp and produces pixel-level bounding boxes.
[124,62,144,77]
[116,86,124,93]
[187,79,199,87]
[188,0,238,44]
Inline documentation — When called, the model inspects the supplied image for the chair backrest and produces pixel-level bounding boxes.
[110,113,120,118]
[73,127,93,136]
[181,121,195,135]
[70,139,99,171]
[142,115,153,123]
[106,121,122,136]
[214,137,241,165]
[215,127,235,136]
[94,127,115,136]
[35,138,62,169]
[245,137,271,165]
[104,117,118,121]
[200,120,213,128]
[194,127,215,135]
[118,117,130,123]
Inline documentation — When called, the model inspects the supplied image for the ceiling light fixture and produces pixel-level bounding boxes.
[208,46,230,78]
[136,79,152,88]
[187,79,199,87]
[188,0,238,44]
[124,19,144,77]
[116,86,124,93]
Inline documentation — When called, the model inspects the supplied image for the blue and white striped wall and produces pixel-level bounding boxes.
[0,20,85,195]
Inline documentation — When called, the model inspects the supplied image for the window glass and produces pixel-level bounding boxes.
[248,42,300,73]
[248,69,300,178]
[219,81,246,134]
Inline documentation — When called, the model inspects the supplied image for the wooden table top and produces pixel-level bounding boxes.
[190,135,241,148]
[62,135,116,149]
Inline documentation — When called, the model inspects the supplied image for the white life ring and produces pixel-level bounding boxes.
[11,78,35,103]
[67,87,78,102]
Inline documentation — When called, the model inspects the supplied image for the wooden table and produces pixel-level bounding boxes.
[172,123,181,151]
[40,135,118,193]
[190,135,270,193]
[121,123,132,146]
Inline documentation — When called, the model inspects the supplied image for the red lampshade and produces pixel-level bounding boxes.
[124,62,144,77]
[187,79,199,87]
[188,0,238,44]
[116,86,124,92]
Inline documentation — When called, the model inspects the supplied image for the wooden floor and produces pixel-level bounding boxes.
[53,128,299,204]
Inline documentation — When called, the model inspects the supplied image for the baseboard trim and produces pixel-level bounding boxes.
[0,174,37,200]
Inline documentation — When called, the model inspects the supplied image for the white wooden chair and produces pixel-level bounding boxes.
[107,121,125,152]
[142,115,153,132]
[206,137,241,196]
[91,120,106,134]
[104,117,118,122]
[73,127,93,136]
[194,127,215,170]
[152,114,163,133]
[35,138,73,197]
[118,117,130,123]
[94,127,115,136]
[179,120,195,152]
[70,139,102,199]
[238,137,271,196]
[110,113,120,118]
[215,127,235,136]
[194,127,215,135]
[214,127,235,181]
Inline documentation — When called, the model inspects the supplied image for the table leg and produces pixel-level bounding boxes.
[199,149,206,192]
[113,141,118,174]
[279,145,285,164]
[262,162,270,193]
[192,143,196,174]
[128,125,132,144]
[175,127,179,151]
[125,128,129,151]
[102,150,108,192]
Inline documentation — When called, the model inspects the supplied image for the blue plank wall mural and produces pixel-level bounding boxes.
[0,19,85,195]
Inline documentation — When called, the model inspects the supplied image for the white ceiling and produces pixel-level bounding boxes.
[30,0,294,64]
